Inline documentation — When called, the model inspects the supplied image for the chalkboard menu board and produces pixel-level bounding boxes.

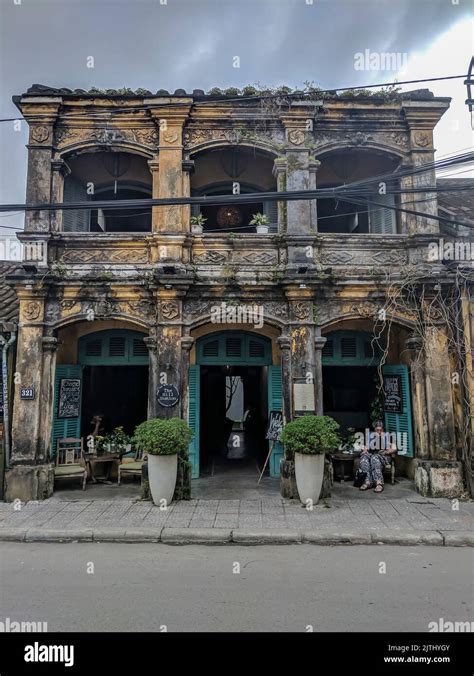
[58,378,81,419]
[265,410,283,441]
[383,374,403,414]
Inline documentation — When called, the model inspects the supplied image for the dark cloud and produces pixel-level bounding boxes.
[0,0,472,228]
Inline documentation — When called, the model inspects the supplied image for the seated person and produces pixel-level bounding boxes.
[359,420,397,493]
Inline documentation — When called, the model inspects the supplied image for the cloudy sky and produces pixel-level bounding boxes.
[0,0,472,235]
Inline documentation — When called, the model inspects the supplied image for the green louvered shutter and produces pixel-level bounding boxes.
[267,365,284,477]
[51,365,83,459]
[188,365,200,478]
[383,364,414,458]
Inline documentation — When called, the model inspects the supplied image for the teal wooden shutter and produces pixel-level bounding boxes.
[63,176,91,232]
[383,364,414,458]
[188,365,200,478]
[264,199,279,233]
[267,365,284,477]
[51,365,83,458]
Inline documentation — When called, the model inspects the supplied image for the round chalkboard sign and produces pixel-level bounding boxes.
[156,384,180,408]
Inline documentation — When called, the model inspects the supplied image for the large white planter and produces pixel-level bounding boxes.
[294,452,325,505]
[147,453,178,506]
[256,224,269,234]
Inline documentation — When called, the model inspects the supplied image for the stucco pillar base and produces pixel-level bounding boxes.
[5,463,54,502]
[414,460,464,498]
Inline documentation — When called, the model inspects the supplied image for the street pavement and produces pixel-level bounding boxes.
[0,491,472,545]
[0,542,472,632]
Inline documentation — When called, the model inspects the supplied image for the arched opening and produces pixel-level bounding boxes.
[52,327,149,457]
[316,148,401,234]
[191,146,278,233]
[189,330,282,486]
[62,150,152,232]
[321,325,414,462]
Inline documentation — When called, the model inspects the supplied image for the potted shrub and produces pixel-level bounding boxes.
[190,214,207,234]
[249,212,269,234]
[133,418,193,505]
[281,415,340,505]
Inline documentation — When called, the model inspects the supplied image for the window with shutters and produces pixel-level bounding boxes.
[78,330,149,365]
[316,149,400,234]
[62,151,152,233]
[197,332,271,365]
[190,147,277,233]
[322,331,384,365]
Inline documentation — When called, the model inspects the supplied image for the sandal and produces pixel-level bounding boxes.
[374,483,384,493]
[359,481,372,491]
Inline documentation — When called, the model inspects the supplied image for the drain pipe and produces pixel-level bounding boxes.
[1,327,16,469]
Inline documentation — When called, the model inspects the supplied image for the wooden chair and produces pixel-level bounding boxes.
[384,452,397,485]
[117,448,145,485]
[55,438,87,490]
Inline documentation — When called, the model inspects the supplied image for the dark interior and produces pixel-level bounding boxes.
[323,365,378,436]
[200,365,268,473]
[90,188,152,232]
[81,365,149,438]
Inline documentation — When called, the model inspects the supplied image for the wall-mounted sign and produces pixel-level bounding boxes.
[383,374,403,414]
[266,410,283,441]
[58,378,81,418]
[156,384,180,408]
[20,387,36,400]
[293,382,315,415]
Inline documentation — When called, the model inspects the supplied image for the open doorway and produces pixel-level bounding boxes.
[81,365,148,439]
[200,365,268,476]
[323,365,378,437]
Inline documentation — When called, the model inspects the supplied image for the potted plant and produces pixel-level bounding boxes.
[281,415,340,505]
[190,214,207,234]
[249,212,269,234]
[133,418,193,505]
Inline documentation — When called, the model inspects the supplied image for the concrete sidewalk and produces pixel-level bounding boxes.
[0,492,472,546]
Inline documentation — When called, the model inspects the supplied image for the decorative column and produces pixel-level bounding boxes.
[50,160,70,232]
[21,102,61,232]
[144,334,158,419]
[273,157,288,234]
[413,317,463,497]
[314,333,327,415]
[277,334,292,423]
[403,101,449,235]
[149,103,192,234]
[308,158,320,232]
[155,292,185,420]
[147,158,160,233]
[38,336,58,462]
[5,290,55,501]
[405,334,430,460]
[182,159,195,234]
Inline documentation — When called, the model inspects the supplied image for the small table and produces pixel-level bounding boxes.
[331,453,356,483]
[85,454,120,484]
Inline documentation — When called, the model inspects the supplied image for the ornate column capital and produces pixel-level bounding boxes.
[143,336,158,354]
[314,336,327,351]
[51,159,71,177]
[405,333,423,355]
[41,336,58,353]
[180,336,194,352]
[278,335,291,351]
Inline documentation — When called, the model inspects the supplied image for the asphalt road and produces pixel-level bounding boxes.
[0,543,472,632]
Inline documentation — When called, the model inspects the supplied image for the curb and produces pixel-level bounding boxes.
[161,528,231,544]
[0,527,472,546]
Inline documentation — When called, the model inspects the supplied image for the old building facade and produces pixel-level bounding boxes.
[4,84,472,501]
